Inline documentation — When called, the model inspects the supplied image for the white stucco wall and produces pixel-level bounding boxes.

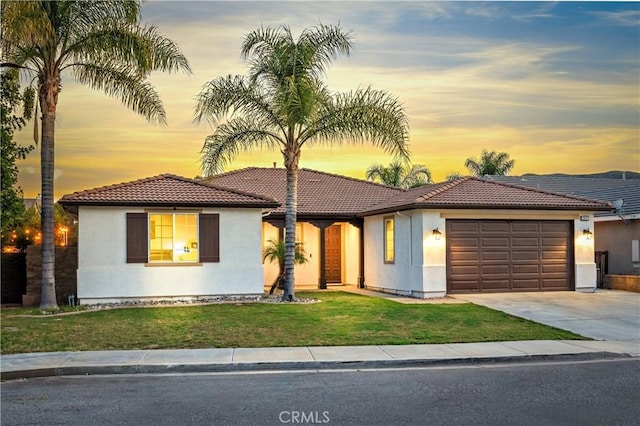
[364,211,423,296]
[364,209,598,298]
[574,213,597,292]
[343,223,361,285]
[77,206,265,303]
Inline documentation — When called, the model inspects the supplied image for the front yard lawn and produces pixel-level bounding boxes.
[0,292,585,354]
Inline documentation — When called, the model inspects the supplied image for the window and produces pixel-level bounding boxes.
[384,216,395,263]
[149,213,198,262]
[127,212,219,264]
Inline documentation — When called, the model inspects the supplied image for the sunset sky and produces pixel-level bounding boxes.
[13,1,640,200]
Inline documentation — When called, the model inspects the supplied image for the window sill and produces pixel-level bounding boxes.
[145,262,203,267]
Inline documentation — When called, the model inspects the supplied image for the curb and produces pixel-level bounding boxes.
[2,351,632,381]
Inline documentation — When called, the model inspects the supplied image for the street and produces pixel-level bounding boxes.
[2,359,639,425]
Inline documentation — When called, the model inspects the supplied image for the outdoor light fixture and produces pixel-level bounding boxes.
[433,228,442,240]
[583,228,593,240]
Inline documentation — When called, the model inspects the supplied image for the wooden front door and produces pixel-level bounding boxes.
[324,224,342,283]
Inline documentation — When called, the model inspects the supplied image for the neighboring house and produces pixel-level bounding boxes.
[61,170,611,303]
[59,174,278,304]
[489,176,640,278]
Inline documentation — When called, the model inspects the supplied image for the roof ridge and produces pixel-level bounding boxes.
[478,177,613,206]
[59,174,168,200]
[299,168,406,192]
[157,173,280,203]
[204,167,260,179]
[415,177,471,202]
[60,173,280,205]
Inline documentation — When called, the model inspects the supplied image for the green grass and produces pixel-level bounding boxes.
[0,292,585,354]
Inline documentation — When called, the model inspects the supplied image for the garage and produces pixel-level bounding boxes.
[447,219,573,293]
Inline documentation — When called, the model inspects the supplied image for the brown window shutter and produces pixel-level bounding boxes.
[199,213,220,262]
[126,213,148,263]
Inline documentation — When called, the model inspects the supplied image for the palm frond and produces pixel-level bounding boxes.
[303,86,410,160]
[194,75,283,129]
[72,63,167,125]
[64,24,191,76]
[201,116,283,176]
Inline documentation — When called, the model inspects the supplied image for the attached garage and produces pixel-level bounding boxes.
[447,220,573,293]
[361,176,611,298]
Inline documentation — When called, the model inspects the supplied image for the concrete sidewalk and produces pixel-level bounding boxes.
[2,340,638,381]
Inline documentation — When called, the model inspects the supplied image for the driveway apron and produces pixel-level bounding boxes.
[455,290,640,342]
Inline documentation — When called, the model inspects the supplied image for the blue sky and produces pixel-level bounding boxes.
[14,1,640,199]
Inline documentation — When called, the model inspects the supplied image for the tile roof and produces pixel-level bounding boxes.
[59,174,279,208]
[489,175,639,218]
[206,167,403,218]
[359,177,613,216]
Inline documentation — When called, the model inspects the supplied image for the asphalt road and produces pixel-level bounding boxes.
[2,359,639,425]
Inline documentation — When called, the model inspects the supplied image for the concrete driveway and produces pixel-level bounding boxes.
[455,290,640,341]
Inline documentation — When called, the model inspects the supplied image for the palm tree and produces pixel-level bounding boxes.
[1,1,191,309]
[464,149,515,177]
[445,171,463,182]
[194,24,409,301]
[366,161,432,188]
[263,239,308,295]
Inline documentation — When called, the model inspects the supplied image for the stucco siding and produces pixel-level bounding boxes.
[77,206,265,303]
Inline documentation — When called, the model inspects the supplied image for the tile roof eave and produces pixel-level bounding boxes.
[358,203,614,217]
[57,199,280,209]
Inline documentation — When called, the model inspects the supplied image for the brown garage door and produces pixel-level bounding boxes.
[447,220,573,293]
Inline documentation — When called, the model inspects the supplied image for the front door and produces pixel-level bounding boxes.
[324,224,342,283]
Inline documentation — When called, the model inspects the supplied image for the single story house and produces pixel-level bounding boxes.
[60,169,611,303]
[489,175,640,285]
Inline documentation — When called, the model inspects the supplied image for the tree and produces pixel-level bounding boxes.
[464,149,515,177]
[194,24,409,301]
[366,161,432,189]
[1,1,191,309]
[263,239,309,295]
[1,70,34,240]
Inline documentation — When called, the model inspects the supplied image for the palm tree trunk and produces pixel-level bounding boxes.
[282,160,299,301]
[39,77,59,310]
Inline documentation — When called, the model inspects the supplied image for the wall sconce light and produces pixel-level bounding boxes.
[583,228,593,240]
[433,228,442,240]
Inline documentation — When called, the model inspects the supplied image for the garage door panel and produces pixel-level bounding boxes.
[541,222,570,232]
[512,251,540,261]
[449,252,480,262]
[449,237,479,248]
[482,279,510,290]
[449,222,480,232]
[481,221,509,232]
[481,251,510,261]
[513,264,540,274]
[512,237,539,247]
[542,237,568,247]
[512,279,541,289]
[482,265,509,275]
[541,279,569,289]
[447,219,572,293]
[482,237,510,247]
[511,222,540,232]
[542,251,568,260]
[542,264,567,273]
